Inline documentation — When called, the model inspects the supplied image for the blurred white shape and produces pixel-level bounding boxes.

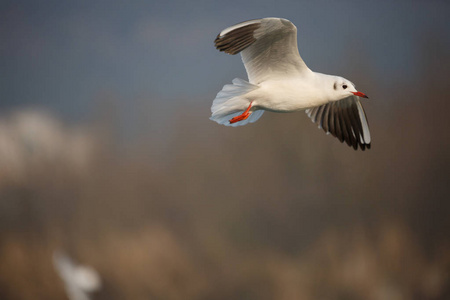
[53,251,102,300]
[0,109,94,186]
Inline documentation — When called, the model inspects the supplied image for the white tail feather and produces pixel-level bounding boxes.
[210,78,263,127]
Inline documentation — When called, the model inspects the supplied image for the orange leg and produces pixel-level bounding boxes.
[229,102,253,124]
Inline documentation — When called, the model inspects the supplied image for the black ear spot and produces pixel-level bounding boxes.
[343,84,348,89]
[333,82,337,90]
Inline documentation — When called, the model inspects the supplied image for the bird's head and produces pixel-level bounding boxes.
[332,77,368,100]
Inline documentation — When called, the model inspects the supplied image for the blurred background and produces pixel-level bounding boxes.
[1,1,450,299]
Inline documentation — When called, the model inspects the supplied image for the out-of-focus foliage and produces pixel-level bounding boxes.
[0,39,449,300]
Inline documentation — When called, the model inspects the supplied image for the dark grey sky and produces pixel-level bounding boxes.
[1,0,449,121]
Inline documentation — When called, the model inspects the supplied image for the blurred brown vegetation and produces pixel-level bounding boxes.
[0,39,449,300]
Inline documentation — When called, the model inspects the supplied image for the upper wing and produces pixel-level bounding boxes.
[214,18,310,84]
[305,96,371,150]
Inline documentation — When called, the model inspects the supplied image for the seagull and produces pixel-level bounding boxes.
[210,18,371,150]
[53,251,102,300]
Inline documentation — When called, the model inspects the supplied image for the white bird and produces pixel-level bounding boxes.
[53,251,102,300]
[210,18,371,150]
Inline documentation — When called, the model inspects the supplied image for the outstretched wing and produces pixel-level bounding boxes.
[214,18,310,84]
[305,96,371,150]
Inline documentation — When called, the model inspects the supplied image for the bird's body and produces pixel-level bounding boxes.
[210,17,371,150]
[248,73,345,112]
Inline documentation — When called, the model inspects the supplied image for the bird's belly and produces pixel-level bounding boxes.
[259,98,307,112]
[249,82,328,113]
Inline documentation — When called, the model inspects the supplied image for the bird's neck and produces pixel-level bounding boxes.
[311,72,337,102]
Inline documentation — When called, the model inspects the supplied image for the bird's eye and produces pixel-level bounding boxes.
[343,85,347,89]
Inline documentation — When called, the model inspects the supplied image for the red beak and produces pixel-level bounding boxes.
[352,91,369,98]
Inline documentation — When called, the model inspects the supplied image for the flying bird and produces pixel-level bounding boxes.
[210,18,371,150]
[53,251,102,300]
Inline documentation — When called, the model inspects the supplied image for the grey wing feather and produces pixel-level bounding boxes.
[306,96,371,150]
[215,18,310,83]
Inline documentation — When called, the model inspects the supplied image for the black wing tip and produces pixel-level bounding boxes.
[335,138,370,151]
[214,35,231,54]
[338,137,370,151]
[214,22,261,55]
[307,102,371,152]
[354,142,371,151]
[318,125,371,151]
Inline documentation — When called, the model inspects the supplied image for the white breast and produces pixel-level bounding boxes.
[248,75,329,112]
